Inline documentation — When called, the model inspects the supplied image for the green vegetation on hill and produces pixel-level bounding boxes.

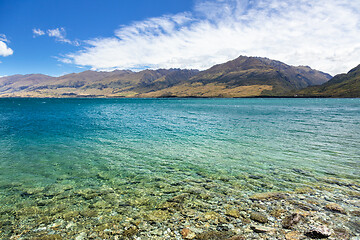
[295,65,360,97]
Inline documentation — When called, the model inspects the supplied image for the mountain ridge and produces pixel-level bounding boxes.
[0,56,332,98]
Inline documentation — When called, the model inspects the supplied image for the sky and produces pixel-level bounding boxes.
[0,0,360,77]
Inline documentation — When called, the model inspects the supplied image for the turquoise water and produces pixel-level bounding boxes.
[1,98,359,187]
[0,98,359,237]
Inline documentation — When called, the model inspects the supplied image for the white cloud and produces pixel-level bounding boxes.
[33,27,79,46]
[0,34,9,42]
[0,42,13,57]
[47,28,65,39]
[63,0,360,75]
[0,34,13,57]
[33,28,45,36]
[47,27,74,44]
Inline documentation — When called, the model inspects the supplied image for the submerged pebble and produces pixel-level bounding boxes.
[325,203,346,214]
[282,213,302,229]
[250,211,268,223]
[251,224,276,233]
[305,225,333,238]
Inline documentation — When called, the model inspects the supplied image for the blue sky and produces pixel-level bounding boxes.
[0,0,194,76]
[1,0,360,77]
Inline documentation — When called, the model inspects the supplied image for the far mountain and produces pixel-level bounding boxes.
[294,64,360,97]
[0,56,332,98]
[0,74,55,94]
[0,69,199,97]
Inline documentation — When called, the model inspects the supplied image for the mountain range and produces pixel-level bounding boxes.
[1,55,357,98]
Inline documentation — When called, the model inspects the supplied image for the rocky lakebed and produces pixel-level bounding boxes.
[0,171,359,240]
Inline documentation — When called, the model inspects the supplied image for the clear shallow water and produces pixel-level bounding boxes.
[0,98,359,235]
[1,98,359,188]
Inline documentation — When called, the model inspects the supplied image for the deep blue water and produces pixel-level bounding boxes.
[0,98,359,196]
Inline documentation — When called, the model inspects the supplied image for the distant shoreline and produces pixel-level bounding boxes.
[0,96,358,99]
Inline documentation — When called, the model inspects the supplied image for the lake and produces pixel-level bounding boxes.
[0,98,359,239]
